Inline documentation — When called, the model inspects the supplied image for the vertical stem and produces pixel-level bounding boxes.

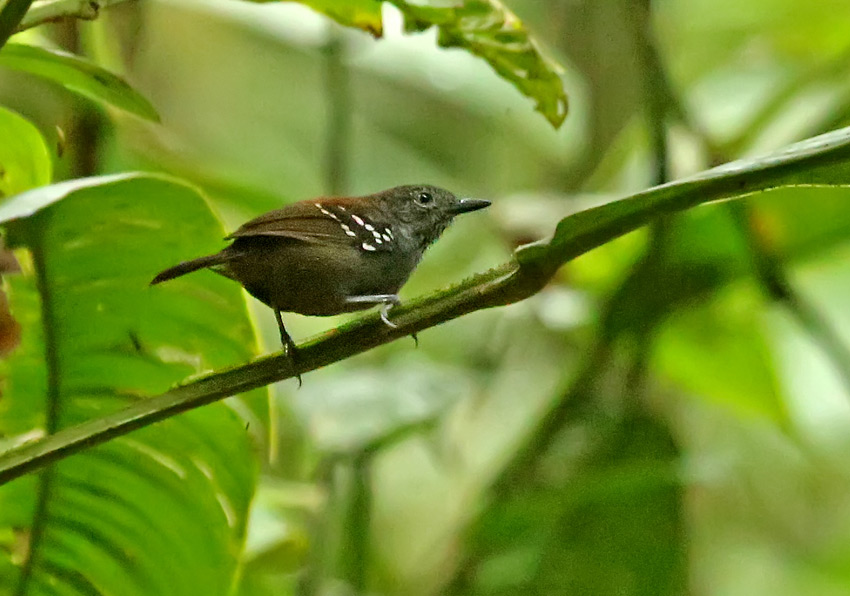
[55,17,103,178]
[298,458,336,596]
[324,24,351,196]
[14,220,60,596]
[635,0,668,187]
[341,452,371,591]
[13,16,101,592]
[628,0,670,382]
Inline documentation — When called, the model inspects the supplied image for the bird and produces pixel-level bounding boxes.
[150,184,490,383]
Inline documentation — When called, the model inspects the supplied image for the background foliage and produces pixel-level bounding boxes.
[2,0,850,595]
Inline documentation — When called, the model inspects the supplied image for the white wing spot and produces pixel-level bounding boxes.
[364,223,375,231]
[315,203,340,221]
[381,233,392,242]
[352,214,366,226]
[361,243,377,251]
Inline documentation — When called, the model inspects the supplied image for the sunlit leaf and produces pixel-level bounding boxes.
[283,0,383,36]
[0,105,51,199]
[0,171,127,221]
[0,43,160,121]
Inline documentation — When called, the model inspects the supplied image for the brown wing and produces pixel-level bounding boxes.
[227,199,396,253]
[226,200,355,246]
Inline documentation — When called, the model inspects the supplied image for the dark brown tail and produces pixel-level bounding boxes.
[150,253,230,285]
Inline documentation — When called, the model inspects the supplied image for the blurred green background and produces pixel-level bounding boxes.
[4,0,850,594]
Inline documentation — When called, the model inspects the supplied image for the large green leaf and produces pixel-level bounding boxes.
[0,43,159,121]
[0,105,51,198]
[0,174,266,594]
[289,0,568,128]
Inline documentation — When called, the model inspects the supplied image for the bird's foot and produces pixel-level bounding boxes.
[284,342,302,389]
[345,294,401,328]
[379,302,399,328]
[345,294,416,345]
[275,308,302,388]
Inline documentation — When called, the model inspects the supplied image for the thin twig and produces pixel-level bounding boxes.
[12,221,58,596]
[342,452,371,592]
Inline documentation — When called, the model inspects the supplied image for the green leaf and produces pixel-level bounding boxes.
[0,171,129,222]
[0,174,267,594]
[284,0,383,36]
[0,105,51,198]
[286,0,568,128]
[391,0,568,128]
[0,43,160,121]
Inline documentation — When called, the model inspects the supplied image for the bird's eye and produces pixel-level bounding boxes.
[416,191,433,205]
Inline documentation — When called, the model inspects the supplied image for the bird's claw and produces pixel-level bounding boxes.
[380,302,399,328]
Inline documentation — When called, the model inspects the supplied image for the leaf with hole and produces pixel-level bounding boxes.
[0,105,51,199]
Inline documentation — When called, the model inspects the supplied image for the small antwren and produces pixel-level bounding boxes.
[151,184,490,383]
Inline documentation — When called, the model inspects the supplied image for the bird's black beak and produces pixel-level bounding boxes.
[451,198,491,215]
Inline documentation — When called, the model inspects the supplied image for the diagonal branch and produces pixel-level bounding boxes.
[0,261,524,485]
[3,124,850,484]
